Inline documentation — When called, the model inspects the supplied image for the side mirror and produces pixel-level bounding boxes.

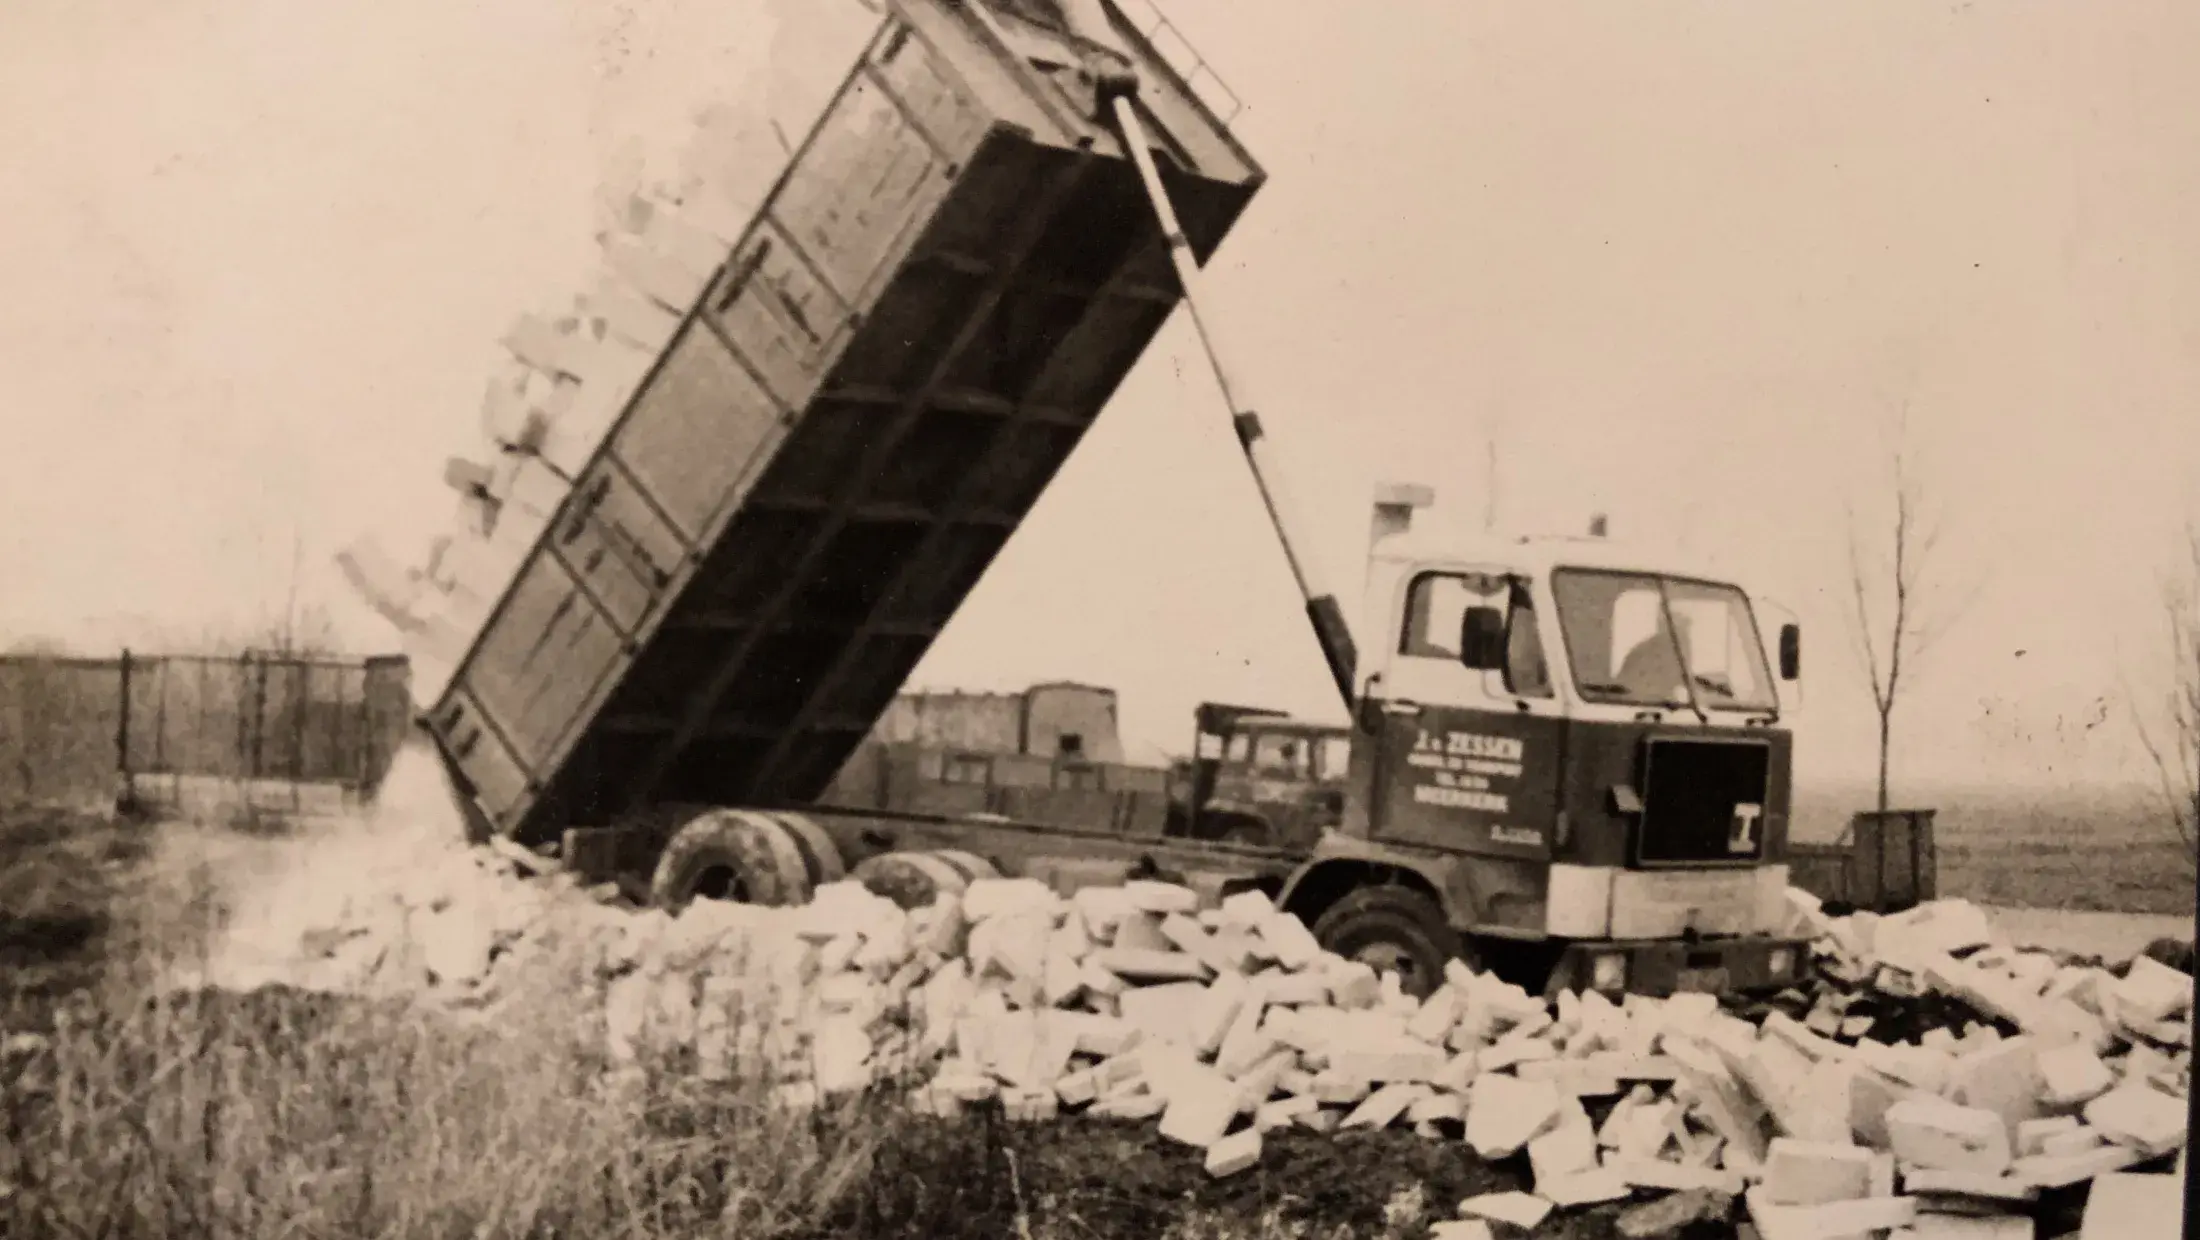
[1460,606,1507,671]
[1779,623,1801,681]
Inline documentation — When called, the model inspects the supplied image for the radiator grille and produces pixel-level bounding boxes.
[1636,738,1771,866]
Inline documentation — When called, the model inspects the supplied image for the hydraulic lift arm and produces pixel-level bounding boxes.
[1108,95,1362,712]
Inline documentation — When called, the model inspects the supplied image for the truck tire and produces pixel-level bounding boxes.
[929,849,1003,885]
[766,812,847,888]
[1310,885,1464,1001]
[853,851,971,910]
[648,809,814,913]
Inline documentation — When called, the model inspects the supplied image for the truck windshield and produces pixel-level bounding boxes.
[1549,569,1777,713]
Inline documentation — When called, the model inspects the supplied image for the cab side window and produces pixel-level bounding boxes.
[1399,571,1554,699]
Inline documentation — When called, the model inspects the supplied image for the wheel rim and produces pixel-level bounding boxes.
[691,864,749,904]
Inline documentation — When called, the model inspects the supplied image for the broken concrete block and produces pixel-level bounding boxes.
[2038,1125,2106,1159]
[1295,1107,1340,1133]
[1466,1072,1564,1159]
[1408,984,1462,1043]
[1069,885,1136,937]
[1092,1089,1167,1121]
[1215,999,1276,1078]
[1433,1049,1480,1093]
[1256,1093,1319,1131]
[1538,1168,1631,1208]
[2113,955,2192,1026]
[1252,969,1332,1006]
[1760,1137,1877,1206]
[1408,1092,1468,1125]
[962,878,1059,924]
[1885,1097,2013,1175]
[1112,912,1174,953]
[1124,880,1201,916]
[1094,947,1210,983]
[1219,889,1275,929]
[1056,1067,1098,1107]
[1898,1168,2036,1203]
[1745,1187,1917,1240]
[1329,1043,1448,1085]
[1190,972,1252,1056]
[2014,1114,2082,1157]
[1343,1082,1430,1131]
[2036,1041,2116,1108]
[1259,910,1324,971]
[1517,1057,1622,1098]
[1457,1191,1554,1231]
[1947,1036,2044,1138]
[2079,1170,2182,1240]
[1607,1158,1744,1195]
[1527,1102,1600,1183]
[1157,1062,1241,1148]
[1233,1048,1300,1114]
[1328,960,1382,1009]
[1311,1070,1372,1106]
[2011,1140,2144,1188]
[1003,1085,1059,1121]
[1163,913,1256,976]
[2083,1083,2186,1156]
[1203,1127,1262,1177]
[1428,1222,1495,1240]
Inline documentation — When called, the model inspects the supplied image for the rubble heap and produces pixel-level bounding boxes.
[229,838,2193,1239]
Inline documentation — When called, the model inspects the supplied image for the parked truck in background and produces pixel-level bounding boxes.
[386,0,1813,1000]
[1166,702,1352,849]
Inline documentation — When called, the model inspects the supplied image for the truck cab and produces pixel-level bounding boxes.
[1273,489,1810,999]
[1167,702,1351,849]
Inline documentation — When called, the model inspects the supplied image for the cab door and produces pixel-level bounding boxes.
[1364,567,1567,862]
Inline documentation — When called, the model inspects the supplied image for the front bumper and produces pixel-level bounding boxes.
[1545,934,1812,1000]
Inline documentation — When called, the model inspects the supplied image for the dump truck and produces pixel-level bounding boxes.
[393,0,1813,1000]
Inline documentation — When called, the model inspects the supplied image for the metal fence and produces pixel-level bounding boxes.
[0,651,413,815]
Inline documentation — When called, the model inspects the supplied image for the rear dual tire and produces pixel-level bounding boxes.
[853,849,1001,909]
[648,810,844,913]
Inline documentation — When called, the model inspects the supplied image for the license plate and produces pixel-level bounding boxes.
[1676,966,1730,995]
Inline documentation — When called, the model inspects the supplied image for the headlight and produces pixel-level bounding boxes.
[1768,947,1795,978]
[1591,953,1628,991]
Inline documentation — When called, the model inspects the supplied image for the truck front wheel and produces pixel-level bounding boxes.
[1310,886,1467,1001]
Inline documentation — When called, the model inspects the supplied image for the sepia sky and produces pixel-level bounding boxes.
[2,0,2195,794]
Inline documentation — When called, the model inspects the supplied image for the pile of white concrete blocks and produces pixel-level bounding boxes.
[564,873,2190,1239]
[244,834,2191,1239]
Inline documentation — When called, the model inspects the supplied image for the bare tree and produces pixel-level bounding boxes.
[1845,407,1972,817]
[2130,525,2200,859]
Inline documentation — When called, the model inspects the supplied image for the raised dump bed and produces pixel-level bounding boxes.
[425,0,1264,847]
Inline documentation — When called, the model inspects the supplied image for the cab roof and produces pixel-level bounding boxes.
[1368,529,1743,587]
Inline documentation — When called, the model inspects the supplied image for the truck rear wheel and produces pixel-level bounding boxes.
[648,809,817,913]
[854,851,972,910]
[929,850,1002,885]
[1310,886,1464,1001]
[765,812,847,887]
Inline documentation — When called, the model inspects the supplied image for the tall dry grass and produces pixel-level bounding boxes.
[0,751,1374,1240]
[0,788,1049,1240]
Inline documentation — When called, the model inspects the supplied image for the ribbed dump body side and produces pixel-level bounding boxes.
[424,0,1263,845]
